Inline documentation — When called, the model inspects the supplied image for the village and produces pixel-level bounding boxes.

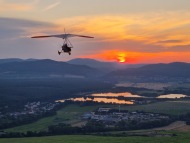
[0,101,59,129]
[82,107,170,127]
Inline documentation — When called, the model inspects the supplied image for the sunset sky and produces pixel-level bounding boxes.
[0,0,190,63]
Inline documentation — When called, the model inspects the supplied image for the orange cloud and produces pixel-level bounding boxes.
[80,50,190,64]
[56,12,190,47]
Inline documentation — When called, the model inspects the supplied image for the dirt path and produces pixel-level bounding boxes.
[153,121,190,132]
[69,120,87,127]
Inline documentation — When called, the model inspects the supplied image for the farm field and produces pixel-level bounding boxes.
[120,100,190,115]
[0,132,190,143]
[115,82,173,90]
[153,121,190,132]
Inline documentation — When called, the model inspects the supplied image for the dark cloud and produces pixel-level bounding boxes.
[157,40,183,43]
[0,17,55,39]
[0,17,54,28]
[0,17,60,60]
[171,44,190,52]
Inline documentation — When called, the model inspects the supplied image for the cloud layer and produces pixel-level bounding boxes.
[1,14,190,63]
[56,12,190,47]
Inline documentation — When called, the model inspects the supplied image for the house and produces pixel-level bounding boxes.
[98,108,110,112]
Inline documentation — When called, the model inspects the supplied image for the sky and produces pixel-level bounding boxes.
[0,0,190,63]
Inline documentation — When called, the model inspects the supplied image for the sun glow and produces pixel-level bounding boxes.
[80,49,190,64]
[117,52,126,63]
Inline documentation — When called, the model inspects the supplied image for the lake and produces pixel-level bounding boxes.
[56,92,188,105]
[57,97,134,104]
[157,94,187,99]
[56,92,141,104]
[90,92,142,98]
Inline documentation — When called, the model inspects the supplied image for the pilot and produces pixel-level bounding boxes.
[61,43,71,55]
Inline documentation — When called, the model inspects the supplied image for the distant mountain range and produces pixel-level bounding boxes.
[0,58,190,81]
[0,58,23,64]
[67,58,118,72]
[67,58,145,72]
[0,59,102,78]
[107,62,190,81]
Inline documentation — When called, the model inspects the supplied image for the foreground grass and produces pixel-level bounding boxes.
[0,132,190,143]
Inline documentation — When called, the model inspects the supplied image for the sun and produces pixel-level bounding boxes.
[117,52,126,63]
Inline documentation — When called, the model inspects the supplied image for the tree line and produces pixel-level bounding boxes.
[0,117,173,138]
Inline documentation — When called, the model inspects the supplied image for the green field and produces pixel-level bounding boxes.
[121,100,190,115]
[5,104,117,133]
[3,101,190,143]
[5,100,190,133]
[0,132,190,143]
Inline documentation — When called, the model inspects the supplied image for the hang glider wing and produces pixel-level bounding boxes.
[67,34,94,38]
[31,36,52,38]
[31,34,94,39]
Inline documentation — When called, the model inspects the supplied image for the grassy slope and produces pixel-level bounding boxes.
[0,132,190,143]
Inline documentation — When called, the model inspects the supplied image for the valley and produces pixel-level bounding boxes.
[0,58,190,142]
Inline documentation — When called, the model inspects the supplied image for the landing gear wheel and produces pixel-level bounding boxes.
[58,51,61,55]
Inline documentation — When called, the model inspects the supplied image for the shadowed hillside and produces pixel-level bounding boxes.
[106,62,190,82]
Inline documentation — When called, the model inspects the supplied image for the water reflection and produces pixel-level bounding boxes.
[157,94,187,99]
[57,97,134,105]
[56,92,188,105]
[91,92,142,98]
